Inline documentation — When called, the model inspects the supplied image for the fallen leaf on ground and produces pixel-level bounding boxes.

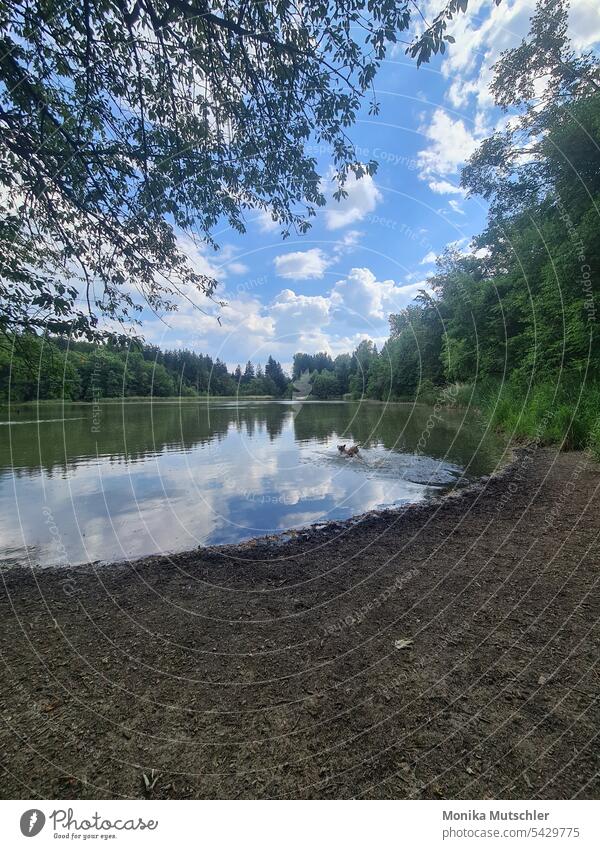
[394,638,413,650]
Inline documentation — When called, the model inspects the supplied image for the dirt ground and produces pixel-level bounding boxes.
[1,447,599,800]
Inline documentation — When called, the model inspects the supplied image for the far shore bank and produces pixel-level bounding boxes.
[1,394,278,405]
[1,447,598,799]
[2,394,449,405]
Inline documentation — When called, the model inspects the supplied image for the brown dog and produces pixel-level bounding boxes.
[337,444,359,457]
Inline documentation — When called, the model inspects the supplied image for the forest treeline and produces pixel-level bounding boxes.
[0,336,290,401]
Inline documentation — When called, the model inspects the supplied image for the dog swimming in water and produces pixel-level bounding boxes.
[337,443,360,457]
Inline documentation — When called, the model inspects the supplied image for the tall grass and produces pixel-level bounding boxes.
[463,373,600,457]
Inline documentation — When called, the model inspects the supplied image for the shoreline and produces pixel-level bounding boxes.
[1,447,598,799]
[14,442,518,574]
[140,443,517,569]
[1,394,279,406]
[1,395,465,408]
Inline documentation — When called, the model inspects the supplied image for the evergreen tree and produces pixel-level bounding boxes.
[265,356,288,396]
[242,361,255,385]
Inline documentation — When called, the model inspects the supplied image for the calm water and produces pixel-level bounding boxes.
[0,399,507,567]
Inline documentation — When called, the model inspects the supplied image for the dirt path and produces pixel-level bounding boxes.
[1,447,599,800]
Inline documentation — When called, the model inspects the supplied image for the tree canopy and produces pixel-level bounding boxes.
[0,0,482,343]
[462,0,600,217]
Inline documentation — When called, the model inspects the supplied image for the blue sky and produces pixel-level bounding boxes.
[139,0,600,372]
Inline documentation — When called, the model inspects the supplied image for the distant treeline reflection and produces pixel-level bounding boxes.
[1,400,502,480]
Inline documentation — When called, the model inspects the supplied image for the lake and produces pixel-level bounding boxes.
[0,399,507,567]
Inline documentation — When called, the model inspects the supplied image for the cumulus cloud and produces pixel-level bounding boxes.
[272,231,363,281]
[416,0,600,196]
[227,261,249,275]
[267,269,422,353]
[447,237,471,254]
[330,267,425,324]
[273,248,330,280]
[176,234,254,284]
[420,251,437,265]
[418,109,479,184]
[177,233,225,280]
[142,265,426,369]
[428,180,466,195]
[438,0,536,110]
[569,0,600,50]
[324,171,382,230]
[147,291,273,341]
[271,288,331,328]
[440,0,599,111]
[334,229,363,252]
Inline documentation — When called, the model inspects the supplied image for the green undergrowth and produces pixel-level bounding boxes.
[453,375,600,459]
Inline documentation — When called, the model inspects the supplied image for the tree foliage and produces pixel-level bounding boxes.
[311,369,340,399]
[292,351,334,378]
[0,0,484,342]
[461,0,600,217]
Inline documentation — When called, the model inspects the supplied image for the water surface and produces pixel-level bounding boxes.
[0,399,506,567]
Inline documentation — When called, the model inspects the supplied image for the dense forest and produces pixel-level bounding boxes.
[0,335,290,401]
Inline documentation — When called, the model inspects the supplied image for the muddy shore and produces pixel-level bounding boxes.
[1,447,599,800]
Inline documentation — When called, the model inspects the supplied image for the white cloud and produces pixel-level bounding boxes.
[420,251,437,265]
[146,291,273,342]
[270,288,332,335]
[273,248,330,280]
[330,267,424,324]
[418,0,600,202]
[448,199,466,215]
[177,233,225,280]
[441,0,534,110]
[254,208,279,233]
[569,0,600,50]
[335,229,363,251]
[267,270,420,356]
[227,261,249,275]
[448,237,471,254]
[176,234,252,283]
[440,0,600,113]
[417,109,479,184]
[143,262,428,370]
[428,180,465,195]
[325,171,382,230]
[272,231,364,280]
